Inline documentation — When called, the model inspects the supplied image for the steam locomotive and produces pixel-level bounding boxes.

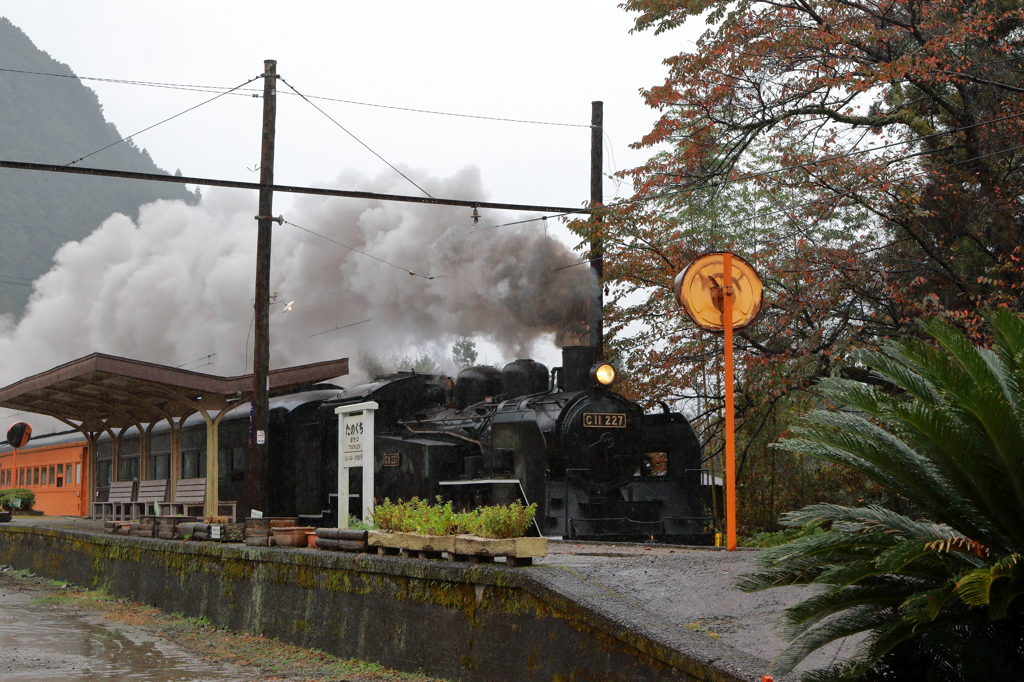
[320,345,713,543]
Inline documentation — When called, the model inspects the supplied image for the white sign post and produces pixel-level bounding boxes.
[335,401,378,529]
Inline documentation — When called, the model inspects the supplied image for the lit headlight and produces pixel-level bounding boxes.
[591,363,616,386]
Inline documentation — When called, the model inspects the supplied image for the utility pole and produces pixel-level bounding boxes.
[250,59,277,514]
[590,101,604,353]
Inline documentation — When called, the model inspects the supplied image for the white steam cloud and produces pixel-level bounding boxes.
[0,166,594,388]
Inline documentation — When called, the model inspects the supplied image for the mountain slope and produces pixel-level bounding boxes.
[0,17,198,317]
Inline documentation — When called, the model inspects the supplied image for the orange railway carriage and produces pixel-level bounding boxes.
[0,431,88,517]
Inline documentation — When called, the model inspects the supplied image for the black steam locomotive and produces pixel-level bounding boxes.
[323,345,712,543]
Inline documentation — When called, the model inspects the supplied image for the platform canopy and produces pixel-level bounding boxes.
[0,353,349,431]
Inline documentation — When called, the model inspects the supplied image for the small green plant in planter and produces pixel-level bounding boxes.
[467,500,537,539]
[372,497,537,538]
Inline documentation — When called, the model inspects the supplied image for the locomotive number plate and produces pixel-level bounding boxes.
[582,413,627,428]
[383,452,401,466]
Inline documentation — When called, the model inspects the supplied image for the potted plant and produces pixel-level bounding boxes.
[367,497,546,565]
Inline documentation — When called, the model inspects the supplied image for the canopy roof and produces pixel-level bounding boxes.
[0,353,349,431]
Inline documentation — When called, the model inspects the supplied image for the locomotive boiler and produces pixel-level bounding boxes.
[328,346,713,543]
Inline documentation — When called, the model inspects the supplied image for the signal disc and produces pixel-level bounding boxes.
[674,252,764,331]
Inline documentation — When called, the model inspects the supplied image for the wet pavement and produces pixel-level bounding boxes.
[0,570,246,682]
[535,541,857,674]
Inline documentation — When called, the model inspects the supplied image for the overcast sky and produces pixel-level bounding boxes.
[3,2,701,214]
[0,3,705,432]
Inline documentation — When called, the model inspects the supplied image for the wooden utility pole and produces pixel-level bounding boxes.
[590,101,603,352]
[250,59,277,513]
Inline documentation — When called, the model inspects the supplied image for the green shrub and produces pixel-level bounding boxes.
[372,497,537,538]
[0,488,35,511]
[743,520,824,548]
[739,310,1024,680]
[466,500,537,539]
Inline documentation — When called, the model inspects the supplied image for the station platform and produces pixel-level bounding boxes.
[1,516,848,681]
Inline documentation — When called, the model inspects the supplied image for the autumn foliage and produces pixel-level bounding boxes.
[571,0,1024,530]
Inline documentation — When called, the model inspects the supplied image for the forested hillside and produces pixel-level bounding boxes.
[0,18,198,317]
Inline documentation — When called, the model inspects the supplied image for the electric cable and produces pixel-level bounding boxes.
[283,219,439,280]
[65,75,262,167]
[558,138,1024,271]
[176,353,217,369]
[485,109,1024,230]
[0,273,34,288]
[0,67,591,127]
[308,319,372,338]
[278,75,434,198]
[552,141,1024,274]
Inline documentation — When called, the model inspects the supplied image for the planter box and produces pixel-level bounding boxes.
[368,531,455,554]
[454,535,547,558]
[367,531,547,565]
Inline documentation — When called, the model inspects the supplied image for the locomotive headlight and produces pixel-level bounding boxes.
[591,362,617,386]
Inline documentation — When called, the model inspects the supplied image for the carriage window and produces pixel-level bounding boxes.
[149,433,171,480]
[96,441,113,494]
[181,427,207,479]
[75,463,81,485]
[120,433,141,481]
[49,466,55,486]
[41,467,47,486]
[33,468,39,486]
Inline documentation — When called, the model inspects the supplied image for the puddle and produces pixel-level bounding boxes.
[0,582,245,681]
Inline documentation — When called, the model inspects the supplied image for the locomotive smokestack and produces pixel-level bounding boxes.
[562,345,601,392]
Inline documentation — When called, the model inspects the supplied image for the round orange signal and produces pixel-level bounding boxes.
[674,252,764,331]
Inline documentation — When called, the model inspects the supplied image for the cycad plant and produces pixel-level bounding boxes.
[737,309,1024,681]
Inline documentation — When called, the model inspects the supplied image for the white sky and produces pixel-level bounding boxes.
[3,2,701,212]
[0,2,705,432]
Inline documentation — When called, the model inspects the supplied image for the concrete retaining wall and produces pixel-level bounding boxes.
[0,525,769,682]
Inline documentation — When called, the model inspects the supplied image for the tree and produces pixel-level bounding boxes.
[570,0,1024,528]
[737,309,1024,680]
[451,338,479,370]
[359,350,443,378]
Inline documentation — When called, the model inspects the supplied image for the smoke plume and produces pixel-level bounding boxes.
[0,166,595,387]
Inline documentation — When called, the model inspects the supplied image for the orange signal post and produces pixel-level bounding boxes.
[722,253,737,551]
[673,252,763,552]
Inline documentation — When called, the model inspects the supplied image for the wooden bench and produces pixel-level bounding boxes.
[92,480,137,521]
[166,478,237,522]
[129,479,170,519]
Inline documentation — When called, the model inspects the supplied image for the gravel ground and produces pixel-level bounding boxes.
[537,541,859,675]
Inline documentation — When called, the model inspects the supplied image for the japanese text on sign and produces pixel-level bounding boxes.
[343,414,364,464]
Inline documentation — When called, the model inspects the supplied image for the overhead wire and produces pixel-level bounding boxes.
[65,75,262,167]
[277,75,434,198]
[0,67,591,127]
[308,319,372,338]
[176,353,217,370]
[546,138,1024,273]
[6,64,1024,245]
[484,109,1024,230]
[283,219,440,280]
[0,273,34,288]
